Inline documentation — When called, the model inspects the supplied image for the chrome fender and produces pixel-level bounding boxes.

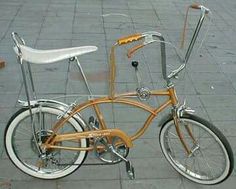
[18,99,88,129]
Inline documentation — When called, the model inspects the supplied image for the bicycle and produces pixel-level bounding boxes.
[4,4,234,185]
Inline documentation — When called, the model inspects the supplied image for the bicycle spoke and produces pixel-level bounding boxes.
[15,129,32,137]
[201,140,219,151]
[199,149,215,178]
[167,142,183,157]
[195,155,202,175]
[190,157,195,173]
[168,131,179,138]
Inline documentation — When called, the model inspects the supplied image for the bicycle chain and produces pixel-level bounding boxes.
[56,162,119,166]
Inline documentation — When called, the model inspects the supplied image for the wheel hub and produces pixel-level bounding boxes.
[31,130,55,155]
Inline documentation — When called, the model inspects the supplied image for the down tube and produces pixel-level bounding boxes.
[130,99,172,141]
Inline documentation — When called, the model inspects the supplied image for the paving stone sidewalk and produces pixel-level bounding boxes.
[0,0,236,188]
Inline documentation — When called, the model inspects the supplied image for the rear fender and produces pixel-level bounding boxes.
[18,99,88,130]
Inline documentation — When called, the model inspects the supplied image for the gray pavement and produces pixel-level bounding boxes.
[0,0,236,188]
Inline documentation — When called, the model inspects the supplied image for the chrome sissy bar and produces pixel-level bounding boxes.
[12,32,43,154]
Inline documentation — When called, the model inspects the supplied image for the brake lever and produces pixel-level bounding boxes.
[127,34,157,58]
[167,63,186,79]
[127,44,145,58]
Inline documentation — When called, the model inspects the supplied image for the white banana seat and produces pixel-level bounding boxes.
[14,45,98,64]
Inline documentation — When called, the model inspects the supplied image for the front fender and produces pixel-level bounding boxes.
[158,112,197,128]
[158,113,172,127]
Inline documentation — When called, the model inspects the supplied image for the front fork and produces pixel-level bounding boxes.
[172,104,198,156]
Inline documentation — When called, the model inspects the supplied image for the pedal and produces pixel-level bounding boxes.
[94,120,99,129]
[88,116,95,124]
[88,116,99,130]
[126,161,135,180]
[117,145,126,154]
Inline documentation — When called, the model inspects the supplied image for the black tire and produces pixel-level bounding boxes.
[159,113,234,185]
[4,106,88,179]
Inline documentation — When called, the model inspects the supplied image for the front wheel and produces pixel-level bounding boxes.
[159,114,234,185]
[5,106,88,179]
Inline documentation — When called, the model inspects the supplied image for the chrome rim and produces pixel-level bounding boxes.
[161,118,229,184]
[7,107,86,178]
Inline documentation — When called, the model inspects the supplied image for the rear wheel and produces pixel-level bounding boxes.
[5,106,88,179]
[159,114,234,185]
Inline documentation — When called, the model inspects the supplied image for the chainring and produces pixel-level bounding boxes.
[94,136,129,164]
